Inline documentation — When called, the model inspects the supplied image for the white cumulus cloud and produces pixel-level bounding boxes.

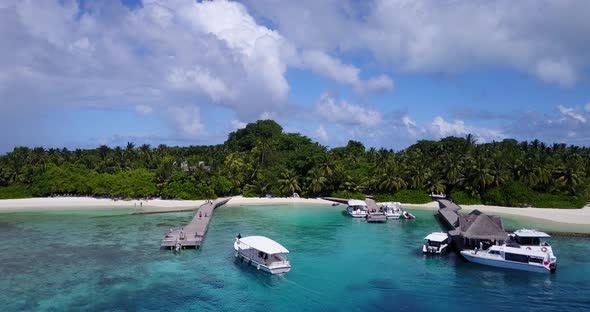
[315,93,382,127]
[314,125,329,141]
[301,50,394,93]
[557,105,586,123]
[425,116,505,143]
[246,0,590,87]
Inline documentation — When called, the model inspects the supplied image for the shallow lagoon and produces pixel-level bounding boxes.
[1,204,589,311]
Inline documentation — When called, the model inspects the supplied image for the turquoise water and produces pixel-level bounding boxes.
[1,205,589,311]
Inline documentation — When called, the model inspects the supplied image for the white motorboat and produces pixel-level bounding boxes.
[423,232,449,254]
[460,242,556,273]
[234,235,291,274]
[402,211,415,219]
[510,229,554,252]
[430,192,446,199]
[346,199,368,218]
[382,202,403,219]
[509,229,557,271]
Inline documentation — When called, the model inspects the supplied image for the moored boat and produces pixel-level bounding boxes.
[460,243,556,273]
[366,212,387,223]
[346,199,368,218]
[423,232,449,254]
[509,229,557,271]
[383,202,403,219]
[403,211,415,219]
[234,235,291,274]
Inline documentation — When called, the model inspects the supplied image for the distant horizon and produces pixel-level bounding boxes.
[1,0,589,153]
[2,119,588,156]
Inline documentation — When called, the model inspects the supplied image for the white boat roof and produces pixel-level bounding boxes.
[513,229,551,238]
[237,236,289,254]
[348,199,367,206]
[424,232,448,242]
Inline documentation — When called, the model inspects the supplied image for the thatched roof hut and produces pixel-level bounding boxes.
[458,210,508,241]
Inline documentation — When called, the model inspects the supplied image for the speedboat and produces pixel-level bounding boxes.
[346,199,368,218]
[234,235,291,274]
[402,211,415,219]
[383,202,403,219]
[430,192,446,199]
[423,232,449,254]
[460,242,556,273]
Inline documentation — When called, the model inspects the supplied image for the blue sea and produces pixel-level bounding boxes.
[1,204,589,311]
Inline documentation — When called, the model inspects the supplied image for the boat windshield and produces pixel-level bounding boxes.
[428,240,442,247]
[514,236,542,245]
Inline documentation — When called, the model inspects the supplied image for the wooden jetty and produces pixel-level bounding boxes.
[321,197,350,204]
[160,197,231,250]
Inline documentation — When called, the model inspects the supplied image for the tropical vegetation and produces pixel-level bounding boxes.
[0,120,588,208]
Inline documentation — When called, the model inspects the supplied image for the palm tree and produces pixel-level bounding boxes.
[319,153,336,178]
[278,169,301,196]
[378,174,407,193]
[307,168,327,195]
[139,144,152,168]
[554,154,584,194]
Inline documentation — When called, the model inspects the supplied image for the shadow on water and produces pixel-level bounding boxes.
[231,256,278,286]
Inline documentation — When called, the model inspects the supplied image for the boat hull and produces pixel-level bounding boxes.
[234,252,291,274]
[423,245,447,254]
[385,213,401,219]
[460,251,551,273]
[346,210,367,218]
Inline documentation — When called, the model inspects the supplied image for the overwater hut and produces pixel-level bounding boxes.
[455,210,508,250]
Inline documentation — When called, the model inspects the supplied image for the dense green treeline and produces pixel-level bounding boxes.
[0,120,588,208]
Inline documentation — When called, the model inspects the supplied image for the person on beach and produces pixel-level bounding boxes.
[199,211,202,219]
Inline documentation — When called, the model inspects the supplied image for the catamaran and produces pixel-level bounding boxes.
[423,232,450,254]
[346,199,368,218]
[460,229,557,273]
[382,202,403,219]
[234,235,291,274]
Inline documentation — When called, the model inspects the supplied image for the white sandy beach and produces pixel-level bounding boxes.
[1,196,589,226]
[399,201,590,226]
[0,196,333,212]
[460,204,590,226]
[0,197,207,212]
[225,196,332,206]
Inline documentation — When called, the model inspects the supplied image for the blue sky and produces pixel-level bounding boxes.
[1,0,590,153]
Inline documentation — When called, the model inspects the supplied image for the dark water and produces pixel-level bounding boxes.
[0,205,589,311]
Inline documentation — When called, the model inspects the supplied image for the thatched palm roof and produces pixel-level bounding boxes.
[458,210,508,241]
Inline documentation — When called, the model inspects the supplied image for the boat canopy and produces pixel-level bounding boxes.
[348,199,367,207]
[237,236,289,254]
[424,232,448,242]
[513,229,551,238]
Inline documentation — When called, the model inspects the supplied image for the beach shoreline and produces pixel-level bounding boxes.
[1,196,589,227]
[0,196,334,212]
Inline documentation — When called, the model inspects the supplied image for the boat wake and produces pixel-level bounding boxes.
[276,275,323,298]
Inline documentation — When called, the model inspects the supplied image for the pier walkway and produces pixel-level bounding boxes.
[160,197,231,249]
